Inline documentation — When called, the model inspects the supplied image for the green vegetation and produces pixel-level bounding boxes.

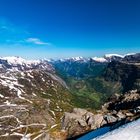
[54,62,122,110]
[63,76,121,109]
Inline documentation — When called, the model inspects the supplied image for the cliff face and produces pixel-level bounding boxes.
[107,90,140,111]
[123,53,140,63]
[103,58,140,93]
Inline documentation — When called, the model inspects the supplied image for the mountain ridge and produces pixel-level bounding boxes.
[0,52,137,64]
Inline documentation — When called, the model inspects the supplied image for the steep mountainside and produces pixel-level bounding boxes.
[51,58,107,79]
[104,53,140,93]
[52,60,109,108]
[51,55,125,109]
[0,57,75,139]
[51,53,140,110]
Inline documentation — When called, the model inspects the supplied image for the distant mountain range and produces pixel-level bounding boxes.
[50,53,136,63]
[0,53,137,65]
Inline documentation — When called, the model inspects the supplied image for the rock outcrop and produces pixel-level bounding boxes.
[61,108,94,137]
[61,90,140,138]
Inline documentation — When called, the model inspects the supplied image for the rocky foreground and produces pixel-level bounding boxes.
[1,89,139,140]
[61,90,140,139]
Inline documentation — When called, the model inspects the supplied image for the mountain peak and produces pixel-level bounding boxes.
[0,56,40,65]
[104,54,124,58]
[91,57,107,63]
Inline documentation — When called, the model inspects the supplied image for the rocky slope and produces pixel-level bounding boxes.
[61,90,140,139]
[51,57,107,79]
[0,57,75,140]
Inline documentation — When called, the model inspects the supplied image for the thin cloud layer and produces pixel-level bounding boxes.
[0,19,51,47]
[26,38,50,45]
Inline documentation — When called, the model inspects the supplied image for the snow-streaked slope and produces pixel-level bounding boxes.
[0,56,73,140]
[1,56,40,65]
[93,119,140,140]
[0,56,55,72]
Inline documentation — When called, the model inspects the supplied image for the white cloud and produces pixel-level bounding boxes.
[0,19,51,46]
[26,38,50,45]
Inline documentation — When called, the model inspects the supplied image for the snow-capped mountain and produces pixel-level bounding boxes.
[56,56,88,63]
[51,53,136,63]
[91,57,108,63]
[104,54,124,58]
[0,56,54,72]
[0,53,138,79]
[0,56,40,65]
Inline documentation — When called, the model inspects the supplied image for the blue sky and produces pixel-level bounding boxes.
[0,0,140,59]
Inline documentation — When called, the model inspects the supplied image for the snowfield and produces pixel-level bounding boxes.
[93,119,140,140]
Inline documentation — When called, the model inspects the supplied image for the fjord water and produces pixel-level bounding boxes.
[78,119,140,140]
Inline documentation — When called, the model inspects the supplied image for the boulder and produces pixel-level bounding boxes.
[104,114,117,123]
[132,106,140,114]
[61,112,80,130]
[116,111,126,120]
[73,108,87,115]
[61,108,94,137]
[78,119,87,127]
[125,112,134,117]
[91,114,104,129]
